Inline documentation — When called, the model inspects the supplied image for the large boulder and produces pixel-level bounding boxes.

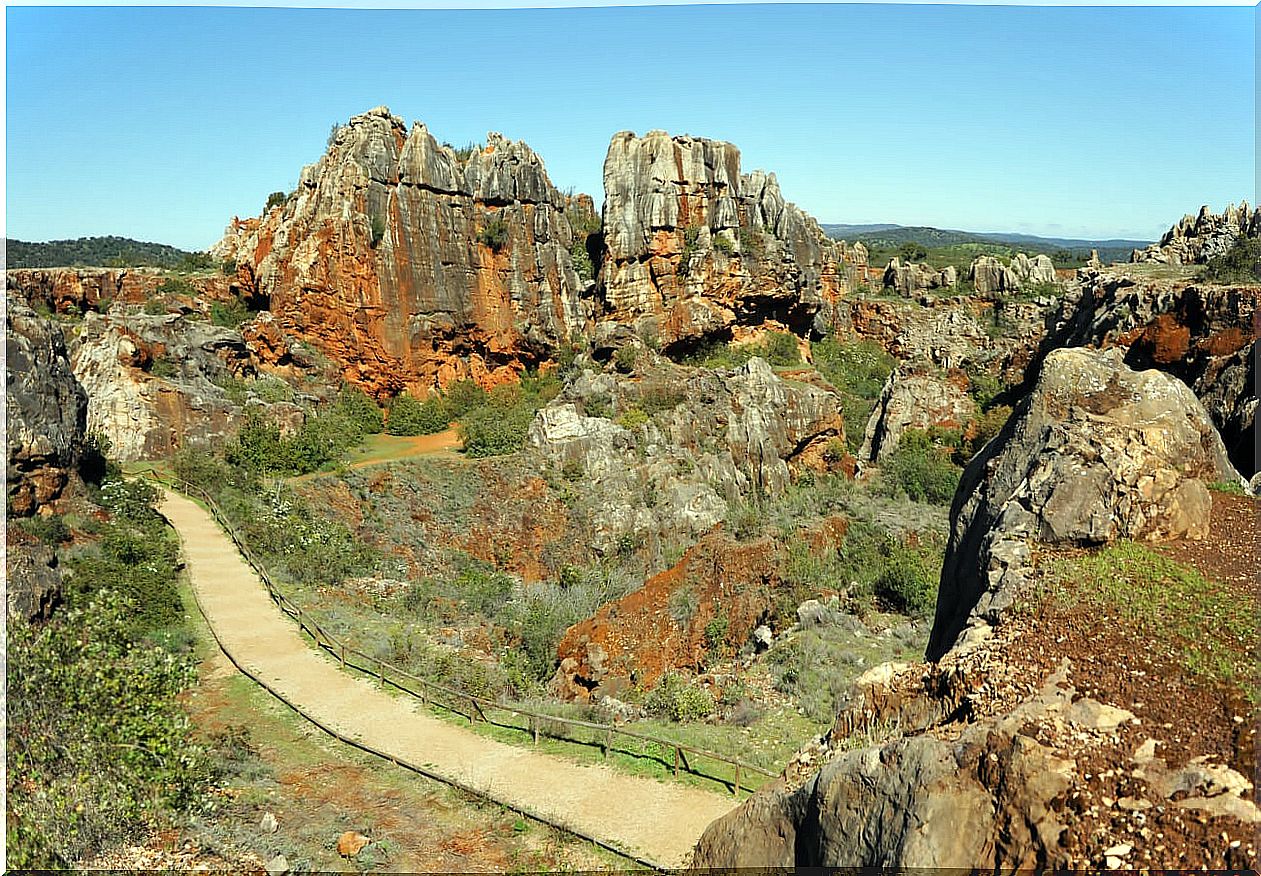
[597,130,861,348]
[859,369,977,463]
[1010,252,1056,286]
[6,299,88,515]
[1037,267,1258,475]
[214,106,590,397]
[968,255,1019,294]
[927,346,1240,660]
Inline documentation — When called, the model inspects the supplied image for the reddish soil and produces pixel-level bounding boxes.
[990,491,1260,869]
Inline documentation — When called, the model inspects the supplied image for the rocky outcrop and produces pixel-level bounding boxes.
[693,654,1259,869]
[1132,202,1260,265]
[840,295,1047,377]
[5,267,235,315]
[596,131,858,349]
[7,530,63,620]
[214,106,590,397]
[70,311,300,461]
[526,355,844,554]
[967,253,1055,294]
[1037,266,1258,475]
[927,346,1239,660]
[859,369,976,463]
[881,259,956,296]
[6,299,88,515]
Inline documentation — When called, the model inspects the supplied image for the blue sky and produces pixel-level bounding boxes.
[5,4,1255,250]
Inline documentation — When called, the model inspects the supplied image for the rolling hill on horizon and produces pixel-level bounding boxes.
[822,223,1150,264]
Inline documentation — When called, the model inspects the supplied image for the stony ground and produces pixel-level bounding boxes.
[960,491,1259,869]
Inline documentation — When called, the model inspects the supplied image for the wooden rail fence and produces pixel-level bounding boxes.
[153,473,779,798]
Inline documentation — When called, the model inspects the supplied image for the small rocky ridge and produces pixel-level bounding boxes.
[1131,201,1260,265]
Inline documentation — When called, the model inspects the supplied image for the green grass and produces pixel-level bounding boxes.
[1041,542,1257,696]
[1208,479,1246,496]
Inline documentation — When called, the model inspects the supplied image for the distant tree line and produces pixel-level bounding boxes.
[6,236,210,270]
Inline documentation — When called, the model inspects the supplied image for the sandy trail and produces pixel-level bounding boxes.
[161,488,736,868]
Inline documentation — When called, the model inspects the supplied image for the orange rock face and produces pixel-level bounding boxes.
[215,107,589,398]
[5,267,236,314]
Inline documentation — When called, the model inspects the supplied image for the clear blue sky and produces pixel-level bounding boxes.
[6,4,1255,250]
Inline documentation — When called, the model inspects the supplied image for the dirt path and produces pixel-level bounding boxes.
[160,489,736,868]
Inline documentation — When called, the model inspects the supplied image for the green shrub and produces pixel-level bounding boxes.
[761,331,801,366]
[6,591,208,868]
[1199,235,1261,285]
[369,213,387,248]
[387,392,449,436]
[616,407,650,430]
[571,239,595,281]
[1208,479,1245,495]
[883,429,962,504]
[335,386,384,434]
[265,191,287,211]
[712,234,734,256]
[478,214,511,251]
[645,671,716,722]
[667,585,699,626]
[704,613,730,654]
[209,297,251,329]
[459,403,534,457]
[150,356,177,379]
[143,297,168,315]
[874,538,939,616]
[156,276,194,296]
[614,344,639,373]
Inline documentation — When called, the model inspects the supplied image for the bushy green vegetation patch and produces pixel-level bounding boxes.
[1199,235,1261,285]
[882,428,963,505]
[388,372,561,457]
[681,330,802,369]
[811,337,896,450]
[225,387,384,475]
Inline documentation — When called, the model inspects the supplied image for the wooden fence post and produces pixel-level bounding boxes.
[531,717,539,745]
[339,643,345,667]
[734,762,741,797]
[673,746,680,778]
[603,727,613,759]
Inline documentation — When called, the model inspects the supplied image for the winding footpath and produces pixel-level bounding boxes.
[160,489,736,868]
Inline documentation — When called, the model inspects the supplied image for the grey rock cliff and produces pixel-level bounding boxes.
[6,299,88,516]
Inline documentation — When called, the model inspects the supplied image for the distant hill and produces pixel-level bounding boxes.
[5,236,204,269]
[822,223,1150,265]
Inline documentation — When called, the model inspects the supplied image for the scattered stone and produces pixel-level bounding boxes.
[265,854,290,876]
[259,811,278,834]
[336,831,370,858]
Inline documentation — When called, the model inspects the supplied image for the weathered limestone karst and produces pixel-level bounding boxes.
[526,354,844,554]
[70,310,302,461]
[1037,266,1258,475]
[967,253,1055,294]
[6,299,89,516]
[1132,202,1261,265]
[214,106,590,397]
[5,266,236,315]
[859,369,976,463]
[596,130,859,348]
[927,346,1239,660]
[882,259,957,296]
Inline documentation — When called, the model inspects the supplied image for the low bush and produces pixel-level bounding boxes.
[7,592,209,868]
[883,429,962,504]
[1199,235,1261,285]
[478,215,510,251]
[209,297,251,329]
[645,671,716,722]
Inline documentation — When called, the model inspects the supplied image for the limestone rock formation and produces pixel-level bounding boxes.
[6,299,88,515]
[596,130,858,348]
[968,255,1019,294]
[526,355,844,553]
[214,106,589,396]
[5,267,236,315]
[859,369,976,463]
[1131,202,1260,265]
[881,259,957,296]
[70,310,299,461]
[927,346,1239,660]
[6,530,63,620]
[1037,266,1258,475]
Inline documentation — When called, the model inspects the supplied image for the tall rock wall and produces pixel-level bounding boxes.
[6,299,88,516]
[215,106,589,396]
[596,131,857,349]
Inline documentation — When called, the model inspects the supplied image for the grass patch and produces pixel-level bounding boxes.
[1041,542,1257,695]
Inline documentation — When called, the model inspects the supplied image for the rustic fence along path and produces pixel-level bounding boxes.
[159,485,752,869]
